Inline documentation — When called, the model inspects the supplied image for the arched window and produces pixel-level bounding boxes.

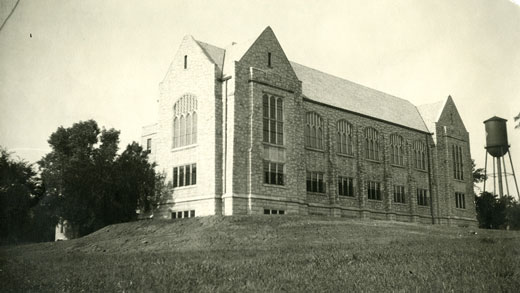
[336,120,353,155]
[390,133,404,166]
[173,94,197,148]
[412,140,427,170]
[262,94,284,145]
[364,127,380,161]
[305,112,324,149]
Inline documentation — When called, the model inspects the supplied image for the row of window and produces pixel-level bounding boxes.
[172,94,197,148]
[173,164,197,188]
[172,210,195,219]
[264,209,285,215]
[260,96,430,168]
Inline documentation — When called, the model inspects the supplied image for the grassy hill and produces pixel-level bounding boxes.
[1,215,519,292]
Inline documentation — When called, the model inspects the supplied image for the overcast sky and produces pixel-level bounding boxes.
[1,0,519,193]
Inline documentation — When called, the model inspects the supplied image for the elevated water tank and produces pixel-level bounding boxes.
[484,116,509,157]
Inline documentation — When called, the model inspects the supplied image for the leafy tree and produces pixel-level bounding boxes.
[39,120,156,237]
[0,147,40,243]
[475,192,506,229]
[472,159,486,185]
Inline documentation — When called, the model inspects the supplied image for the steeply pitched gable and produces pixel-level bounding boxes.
[237,26,299,83]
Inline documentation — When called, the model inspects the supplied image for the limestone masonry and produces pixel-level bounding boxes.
[142,27,476,226]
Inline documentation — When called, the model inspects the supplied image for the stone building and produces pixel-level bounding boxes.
[142,27,476,226]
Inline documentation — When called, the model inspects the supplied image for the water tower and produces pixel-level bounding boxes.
[483,116,519,198]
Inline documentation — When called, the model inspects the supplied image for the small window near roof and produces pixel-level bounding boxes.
[184,55,187,69]
[268,52,272,67]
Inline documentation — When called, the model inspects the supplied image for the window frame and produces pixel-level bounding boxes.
[172,94,197,149]
[367,181,382,201]
[393,185,406,204]
[263,94,284,146]
[305,112,324,150]
[416,188,429,206]
[338,176,355,197]
[364,127,380,161]
[306,171,326,193]
[172,163,197,188]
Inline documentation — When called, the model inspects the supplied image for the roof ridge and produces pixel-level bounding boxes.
[290,61,415,106]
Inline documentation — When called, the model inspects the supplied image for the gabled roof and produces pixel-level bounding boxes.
[417,99,446,134]
[196,40,225,76]
[291,62,430,133]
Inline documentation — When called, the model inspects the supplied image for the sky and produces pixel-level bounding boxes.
[1,0,519,194]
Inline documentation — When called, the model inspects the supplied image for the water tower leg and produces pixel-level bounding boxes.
[508,150,520,199]
[497,155,504,197]
[483,152,488,193]
[493,157,496,196]
[502,155,510,196]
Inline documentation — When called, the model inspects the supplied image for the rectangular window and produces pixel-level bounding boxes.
[417,189,429,206]
[455,192,466,209]
[184,55,187,69]
[172,212,177,219]
[173,163,197,188]
[190,210,195,217]
[262,95,284,145]
[264,161,285,186]
[452,145,464,180]
[367,181,381,200]
[146,138,152,153]
[173,167,178,188]
[191,164,196,185]
[179,166,184,187]
[306,171,326,193]
[338,176,354,197]
[177,211,182,218]
[185,164,191,186]
[263,209,285,215]
[184,211,189,218]
[393,185,405,203]
[268,52,272,67]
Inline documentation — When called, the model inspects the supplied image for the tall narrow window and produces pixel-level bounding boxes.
[184,55,187,69]
[173,167,178,187]
[192,112,197,144]
[173,94,197,148]
[262,94,284,145]
[146,138,152,153]
[305,112,324,150]
[365,127,380,161]
[390,134,404,166]
[179,166,184,187]
[417,188,429,206]
[191,164,197,185]
[452,145,464,180]
[412,140,427,170]
[336,120,353,155]
[268,52,272,67]
[393,185,405,203]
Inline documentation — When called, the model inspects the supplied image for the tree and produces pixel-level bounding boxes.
[475,192,506,229]
[39,120,156,237]
[0,147,39,243]
[472,159,486,185]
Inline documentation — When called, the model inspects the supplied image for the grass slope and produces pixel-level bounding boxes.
[1,216,519,292]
